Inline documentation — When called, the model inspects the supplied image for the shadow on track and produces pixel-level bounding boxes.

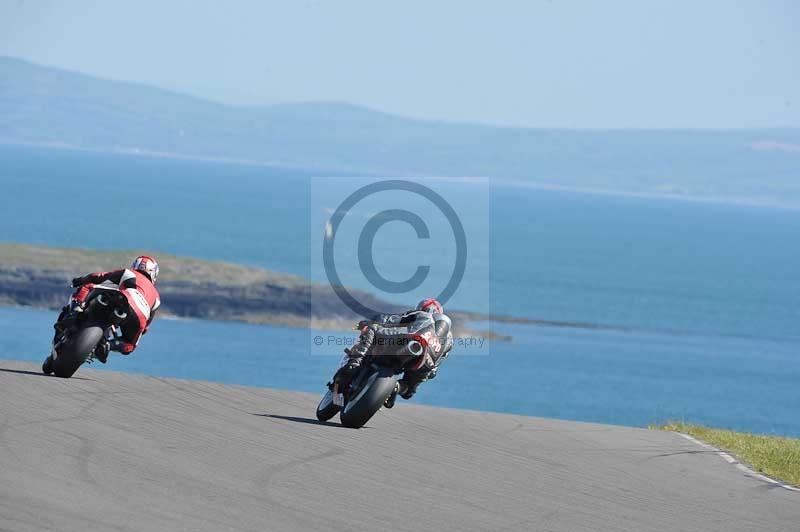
[252,413,359,429]
[0,367,94,381]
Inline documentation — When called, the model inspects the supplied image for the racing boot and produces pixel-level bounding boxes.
[399,381,416,400]
[94,340,110,364]
[399,369,429,400]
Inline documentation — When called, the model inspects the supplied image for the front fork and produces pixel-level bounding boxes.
[328,352,353,406]
[330,363,377,407]
[331,382,345,407]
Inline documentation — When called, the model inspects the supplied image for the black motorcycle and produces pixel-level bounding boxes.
[316,315,437,429]
[43,286,130,378]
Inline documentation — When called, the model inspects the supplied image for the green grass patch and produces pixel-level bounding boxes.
[653,422,800,487]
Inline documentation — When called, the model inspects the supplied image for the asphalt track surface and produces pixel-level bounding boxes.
[1,359,797,532]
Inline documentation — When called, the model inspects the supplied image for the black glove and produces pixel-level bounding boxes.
[333,353,362,384]
[343,356,362,372]
[71,276,85,288]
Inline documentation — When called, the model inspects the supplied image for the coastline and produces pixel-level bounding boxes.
[3,140,798,211]
[0,242,511,341]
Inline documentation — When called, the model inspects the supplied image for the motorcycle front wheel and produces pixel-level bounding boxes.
[316,389,341,422]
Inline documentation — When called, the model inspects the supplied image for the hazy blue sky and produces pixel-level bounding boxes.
[1,0,798,128]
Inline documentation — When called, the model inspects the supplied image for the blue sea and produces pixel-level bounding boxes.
[1,145,798,435]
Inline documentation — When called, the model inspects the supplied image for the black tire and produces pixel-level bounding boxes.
[52,326,104,378]
[339,368,397,429]
[316,390,341,422]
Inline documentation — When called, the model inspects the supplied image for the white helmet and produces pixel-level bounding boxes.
[416,298,443,315]
[131,255,159,284]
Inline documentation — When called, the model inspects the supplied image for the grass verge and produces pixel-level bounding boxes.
[652,422,800,487]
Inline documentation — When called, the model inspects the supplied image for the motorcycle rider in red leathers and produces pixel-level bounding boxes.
[45,256,161,371]
[337,298,454,408]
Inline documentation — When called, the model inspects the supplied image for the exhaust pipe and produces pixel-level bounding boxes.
[407,339,424,357]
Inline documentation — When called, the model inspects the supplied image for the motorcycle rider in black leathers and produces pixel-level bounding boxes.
[336,298,454,408]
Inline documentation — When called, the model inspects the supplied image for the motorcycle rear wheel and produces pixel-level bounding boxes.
[52,326,103,378]
[339,368,397,429]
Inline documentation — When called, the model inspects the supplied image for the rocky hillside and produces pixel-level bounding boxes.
[0,243,400,329]
[0,243,520,341]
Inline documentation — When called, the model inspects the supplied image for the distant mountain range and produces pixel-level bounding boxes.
[2,56,800,206]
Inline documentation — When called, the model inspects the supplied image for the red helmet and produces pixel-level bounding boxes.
[416,298,443,315]
[132,255,159,284]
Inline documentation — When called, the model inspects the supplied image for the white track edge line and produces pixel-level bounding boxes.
[675,432,799,493]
